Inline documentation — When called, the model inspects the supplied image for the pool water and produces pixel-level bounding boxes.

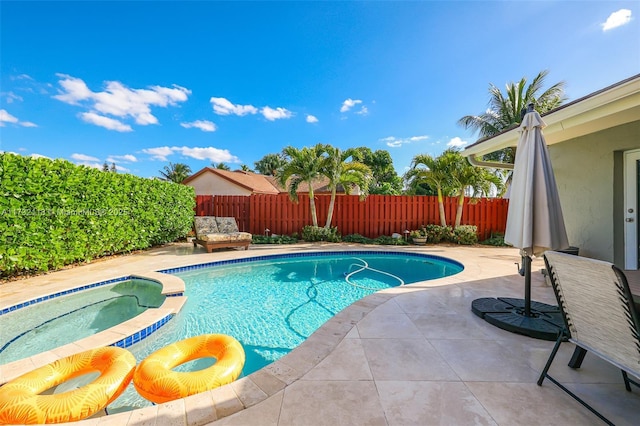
[0,279,166,364]
[108,252,462,412]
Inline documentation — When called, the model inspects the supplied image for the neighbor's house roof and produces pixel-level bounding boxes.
[183,167,338,194]
[182,168,280,194]
[462,74,640,161]
[263,175,337,194]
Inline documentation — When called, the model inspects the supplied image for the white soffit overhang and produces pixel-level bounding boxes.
[462,75,640,158]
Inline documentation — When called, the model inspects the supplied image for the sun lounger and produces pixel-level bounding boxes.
[539,251,640,425]
[193,216,252,252]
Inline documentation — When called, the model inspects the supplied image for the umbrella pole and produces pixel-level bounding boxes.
[524,255,532,317]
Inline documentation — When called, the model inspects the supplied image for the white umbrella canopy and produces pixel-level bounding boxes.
[504,110,570,256]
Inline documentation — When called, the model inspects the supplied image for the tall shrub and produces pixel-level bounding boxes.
[0,153,195,277]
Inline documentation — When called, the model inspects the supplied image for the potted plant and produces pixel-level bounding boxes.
[410,226,428,245]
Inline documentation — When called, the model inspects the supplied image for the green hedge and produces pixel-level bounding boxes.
[0,153,195,278]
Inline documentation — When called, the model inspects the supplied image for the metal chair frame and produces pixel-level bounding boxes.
[538,251,640,425]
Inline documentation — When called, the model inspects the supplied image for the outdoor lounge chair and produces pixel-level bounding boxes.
[193,216,252,252]
[539,251,640,425]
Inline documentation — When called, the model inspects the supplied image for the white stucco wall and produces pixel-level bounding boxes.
[550,120,639,263]
[185,173,252,196]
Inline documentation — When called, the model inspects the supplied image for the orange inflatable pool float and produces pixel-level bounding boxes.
[0,346,136,424]
[133,334,245,403]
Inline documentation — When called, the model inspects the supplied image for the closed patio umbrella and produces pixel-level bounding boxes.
[472,104,570,340]
[504,107,570,260]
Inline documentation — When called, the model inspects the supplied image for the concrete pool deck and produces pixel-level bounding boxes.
[1,243,639,425]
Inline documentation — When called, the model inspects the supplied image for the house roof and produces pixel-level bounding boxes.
[182,168,280,194]
[264,175,334,194]
[183,167,337,194]
[462,74,640,159]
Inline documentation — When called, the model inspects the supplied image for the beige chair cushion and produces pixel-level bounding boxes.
[194,217,219,238]
[215,217,240,233]
[199,232,252,242]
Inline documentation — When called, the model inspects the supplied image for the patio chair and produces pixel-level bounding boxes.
[539,251,640,425]
[193,216,252,252]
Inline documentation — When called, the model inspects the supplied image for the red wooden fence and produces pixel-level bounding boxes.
[195,194,508,240]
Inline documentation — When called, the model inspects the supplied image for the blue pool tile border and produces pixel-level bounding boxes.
[111,313,174,349]
[0,276,183,316]
[2,276,184,362]
[0,276,132,316]
[158,250,465,275]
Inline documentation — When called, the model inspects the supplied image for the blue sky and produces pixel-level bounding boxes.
[1,1,638,179]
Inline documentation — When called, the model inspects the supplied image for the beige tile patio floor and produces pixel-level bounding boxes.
[1,243,639,425]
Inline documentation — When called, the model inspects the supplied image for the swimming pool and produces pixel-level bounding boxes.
[108,251,462,411]
[0,278,167,364]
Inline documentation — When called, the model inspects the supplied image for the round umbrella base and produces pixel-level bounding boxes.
[471,297,564,341]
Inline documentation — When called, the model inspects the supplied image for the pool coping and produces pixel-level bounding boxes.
[0,246,474,424]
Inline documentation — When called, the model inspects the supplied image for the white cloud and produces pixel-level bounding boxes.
[261,106,293,121]
[3,92,23,104]
[142,146,240,163]
[80,112,132,132]
[142,146,175,161]
[54,74,190,130]
[0,109,37,127]
[0,109,18,125]
[210,97,258,116]
[176,146,240,163]
[306,114,319,123]
[356,106,369,116]
[602,9,632,31]
[446,137,468,148]
[77,161,103,169]
[381,135,429,148]
[71,153,105,169]
[107,154,138,163]
[12,74,33,81]
[209,97,294,122]
[71,153,100,162]
[340,98,362,113]
[181,120,217,132]
[385,140,403,148]
[30,153,50,159]
[54,75,93,104]
[113,164,130,172]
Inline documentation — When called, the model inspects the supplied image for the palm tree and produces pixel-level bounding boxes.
[213,162,231,171]
[405,152,456,226]
[457,70,566,139]
[159,162,192,183]
[457,70,566,188]
[239,164,254,172]
[448,152,504,227]
[277,144,328,227]
[254,153,287,176]
[321,146,372,229]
